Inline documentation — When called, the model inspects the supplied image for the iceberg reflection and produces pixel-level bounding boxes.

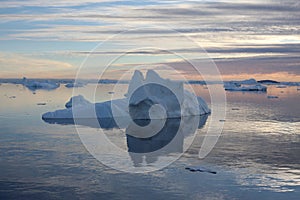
[43,114,208,167]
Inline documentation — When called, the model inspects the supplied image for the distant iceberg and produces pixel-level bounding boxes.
[276,85,287,88]
[257,79,280,84]
[280,82,300,86]
[224,78,257,86]
[267,95,279,99]
[235,78,257,85]
[223,78,267,92]
[65,82,86,88]
[224,82,267,92]
[22,77,59,91]
[42,70,210,120]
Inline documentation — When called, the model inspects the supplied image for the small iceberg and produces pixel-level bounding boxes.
[65,82,86,88]
[257,79,280,84]
[237,78,257,85]
[224,78,257,86]
[276,85,287,88]
[267,95,279,99]
[224,82,267,92]
[185,166,217,174]
[42,70,210,120]
[22,77,59,91]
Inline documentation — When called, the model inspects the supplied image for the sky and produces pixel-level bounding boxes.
[0,0,299,81]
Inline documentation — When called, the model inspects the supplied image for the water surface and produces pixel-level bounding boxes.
[0,83,299,199]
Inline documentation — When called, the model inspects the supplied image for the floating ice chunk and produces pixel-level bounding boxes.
[276,85,287,88]
[257,80,280,84]
[267,95,279,99]
[185,166,217,174]
[65,82,86,88]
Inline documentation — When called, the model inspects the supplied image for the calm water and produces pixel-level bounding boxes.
[0,83,299,199]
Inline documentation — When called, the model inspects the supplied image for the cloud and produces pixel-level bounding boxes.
[0,53,76,78]
[0,0,124,8]
[0,0,299,79]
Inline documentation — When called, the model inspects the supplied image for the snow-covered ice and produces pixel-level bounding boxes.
[42,70,210,120]
[127,70,210,119]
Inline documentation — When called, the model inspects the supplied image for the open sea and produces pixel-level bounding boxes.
[0,83,299,200]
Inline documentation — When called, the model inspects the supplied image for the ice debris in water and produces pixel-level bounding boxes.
[185,166,217,174]
[65,82,86,88]
[267,95,279,99]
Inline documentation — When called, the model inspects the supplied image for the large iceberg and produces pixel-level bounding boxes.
[42,70,210,120]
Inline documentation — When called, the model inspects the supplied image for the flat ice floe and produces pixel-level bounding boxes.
[42,70,210,120]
